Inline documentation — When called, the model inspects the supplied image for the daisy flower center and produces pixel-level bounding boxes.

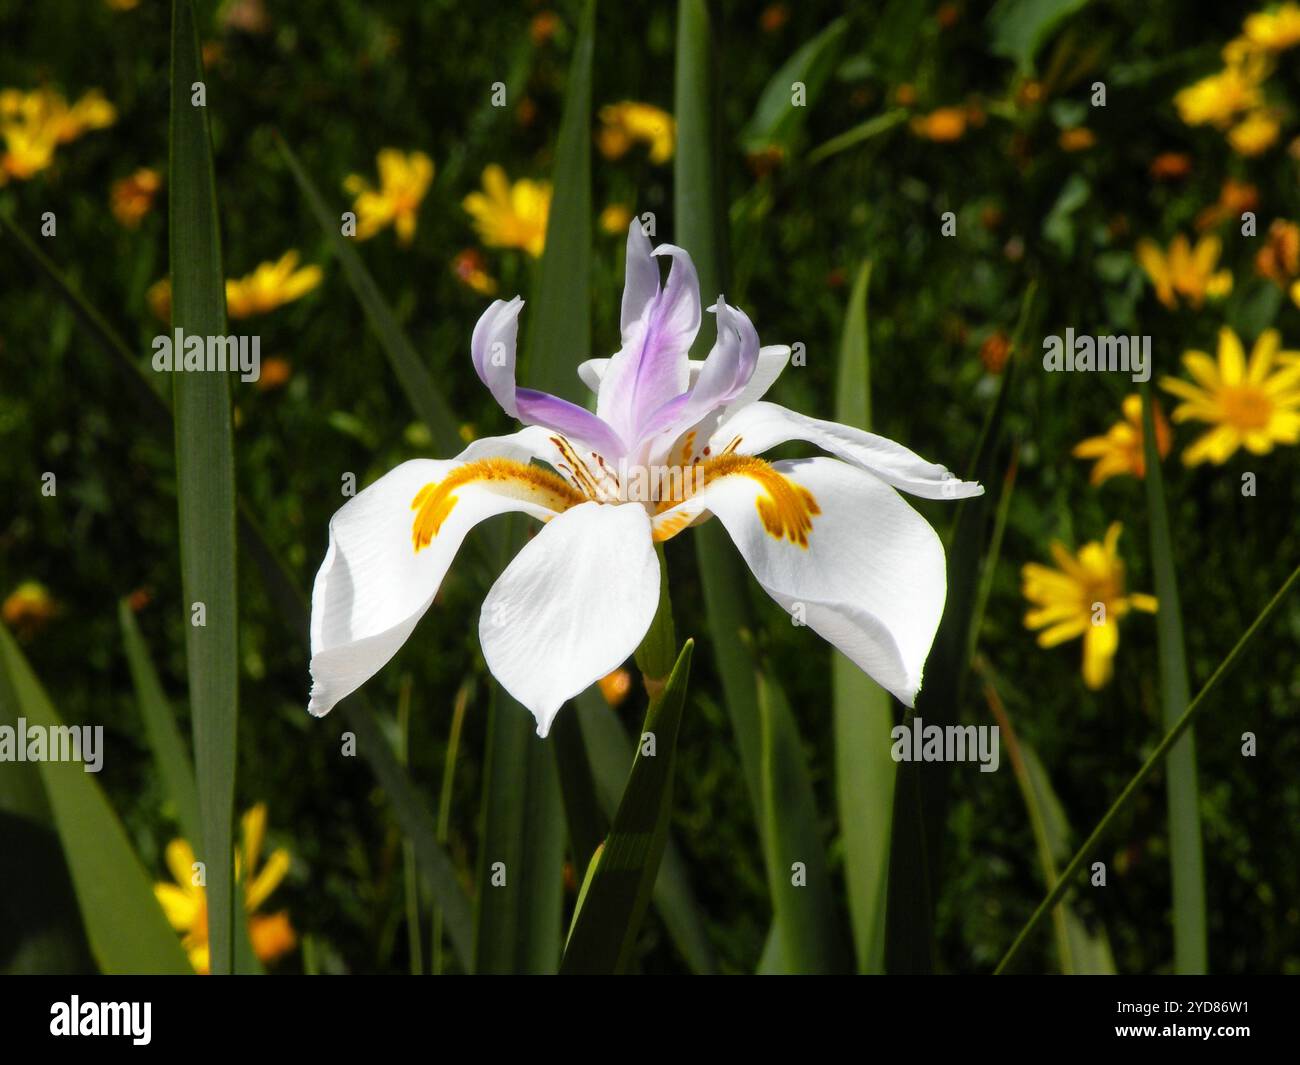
[1219,384,1273,430]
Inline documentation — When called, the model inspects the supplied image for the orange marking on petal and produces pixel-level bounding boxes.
[652,510,695,542]
[701,453,820,548]
[410,458,585,552]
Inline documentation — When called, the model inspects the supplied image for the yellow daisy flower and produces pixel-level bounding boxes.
[1228,109,1281,156]
[1022,524,1157,690]
[0,87,112,184]
[1135,234,1233,309]
[462,164,551,258]
[154,803,296,974]
[599,202,634,235]
[109,167,161,229]
[1174,60,1267,128]
[225,251,323,319]
[1072,394,1172,485]
[2,580,56,637]
[343,148,434,244]
[51,88,116,143]
[597,101,676,164]
[1160,327,1300,465]
[1243,2,1300,51]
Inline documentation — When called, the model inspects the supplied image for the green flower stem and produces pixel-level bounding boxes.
[634,544,678,689]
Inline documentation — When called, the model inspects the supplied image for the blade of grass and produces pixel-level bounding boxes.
[758,672,850,973]
[119,600,201,844]
[275,133,461,457]
[831,260,895,974]
[432,681,470,975]
[807,109,908,166]
[0,627,192,974]
[396,675,423,976]
[981,668,1114,974]
[5,206,478,972]
[170,0,238,976]
[1139,380,1207,973]
[996,558,1300,972]
[560,641,695,974]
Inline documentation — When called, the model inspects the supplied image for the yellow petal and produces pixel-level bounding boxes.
[154,883,202,931]
[1218,327,1247,384]
[1081,621,1118,689]
[245,847,290,912]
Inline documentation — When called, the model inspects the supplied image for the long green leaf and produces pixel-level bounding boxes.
[1139,380,1207,973]
[996,559,1300,972]
[170,0,238,976]
[119,600,201,844]
[759,672,850,973]
[0,641,93,974]
[831,260,894,974]
[982,671,1114,974]
[739,17,849,157]
[560,641,695,974]
[9,210,477,973]
[575,688,716,973]
[473,684,566,974]
[0,627,192,974]
[988,0,1091,73]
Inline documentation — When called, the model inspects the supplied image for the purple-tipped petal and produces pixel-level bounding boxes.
[638,296,760,443]
[597,235,701,445]
[515,389,627,458]
[471,297,524,418]
[470,296,626,456]
[620,221,659,339]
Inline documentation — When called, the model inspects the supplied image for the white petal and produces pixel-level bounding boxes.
[655,456,946,704]
[308,453,577,717]
[713,401,983,500]
[479,501,659,736]
[577,357,607,395]
[724,345,790,417]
